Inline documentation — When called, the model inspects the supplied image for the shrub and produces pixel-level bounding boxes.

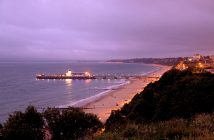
[123,124,138,138]
[43,107,103,140]
[97,114,214,140]
[1,106,44,140]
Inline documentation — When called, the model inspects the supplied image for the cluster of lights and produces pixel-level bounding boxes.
[66,70,73,77]
[65,70,91,77]
[197,62,204,68]
[85,72,91,77]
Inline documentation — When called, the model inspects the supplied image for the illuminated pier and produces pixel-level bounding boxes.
[36,70,159,80]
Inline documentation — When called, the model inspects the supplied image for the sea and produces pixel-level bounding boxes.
[0,61,159,123]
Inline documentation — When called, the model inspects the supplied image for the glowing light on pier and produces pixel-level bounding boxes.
[66,70,73,77]
[85,72,91,77]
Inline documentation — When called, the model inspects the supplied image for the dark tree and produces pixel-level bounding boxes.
[0,123,3,139]
[1,106,44,140]
[43,107,102,140]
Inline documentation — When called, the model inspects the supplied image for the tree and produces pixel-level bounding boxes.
[43,107,103,140]
[1,106,44,140]
[0,123,3,139]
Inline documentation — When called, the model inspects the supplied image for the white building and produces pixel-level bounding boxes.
[175,61,188,70]
[193,54,202,61]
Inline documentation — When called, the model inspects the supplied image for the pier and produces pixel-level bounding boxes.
[93,74,159,80]
[36,70,160,80]
[36,74,159,80]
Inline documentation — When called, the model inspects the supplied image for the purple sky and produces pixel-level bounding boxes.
[0,0,214,60]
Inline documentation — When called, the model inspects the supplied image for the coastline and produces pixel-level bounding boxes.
[58,80,130,108]
[83,65,172,123]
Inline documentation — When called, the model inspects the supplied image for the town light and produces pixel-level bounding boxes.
[198,62,204,68]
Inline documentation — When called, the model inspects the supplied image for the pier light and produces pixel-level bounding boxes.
[85,72,91,77]
[66,70,73,77]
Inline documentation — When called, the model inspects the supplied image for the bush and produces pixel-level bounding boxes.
[1,106,103,140]
[97,114,214,140]
[123,124,138,138]
[1,106,44,140]
[105,110,126,131]
[0,123,2,139]
[94,132,123,140]
[43,107,103,140]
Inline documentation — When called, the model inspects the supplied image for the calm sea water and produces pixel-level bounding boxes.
[0,62,158,123]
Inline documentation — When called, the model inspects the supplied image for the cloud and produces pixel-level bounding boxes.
[0,0,214,60]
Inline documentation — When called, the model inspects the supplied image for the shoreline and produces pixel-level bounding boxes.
[58,80,130,108]
[83,65,172,123]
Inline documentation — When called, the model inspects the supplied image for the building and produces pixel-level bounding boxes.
[65,70,91,77]
[175,61,188,70]
[210,55,214,62]
[206,69,214,74]
[192,54,203,61]
[187,57,193,62]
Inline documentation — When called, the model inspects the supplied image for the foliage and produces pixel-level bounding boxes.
[43,107,103,140]
[1,106,102,140]
[106,69,214,129]
[1,106,44,140]
[0,123,2,139]
[95,113,214,140]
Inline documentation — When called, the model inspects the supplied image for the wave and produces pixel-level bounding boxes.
[58,80,130,108]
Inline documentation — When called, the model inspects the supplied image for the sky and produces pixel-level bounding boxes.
[0,0,214,60]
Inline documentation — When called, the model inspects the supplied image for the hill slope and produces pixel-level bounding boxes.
[106,69,214,128]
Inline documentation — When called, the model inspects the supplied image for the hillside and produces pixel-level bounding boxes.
[107,58,183,66]
[99,69,214,139]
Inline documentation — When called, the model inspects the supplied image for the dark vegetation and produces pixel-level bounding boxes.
[0,106,102,140]
[43,108,102,140]
[95,113,214,140]
[0,106,44,140]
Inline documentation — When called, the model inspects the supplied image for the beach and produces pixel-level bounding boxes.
[84,65,172,123]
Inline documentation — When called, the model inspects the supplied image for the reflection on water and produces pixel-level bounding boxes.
[65,79,72,87]
[85,79,92,84]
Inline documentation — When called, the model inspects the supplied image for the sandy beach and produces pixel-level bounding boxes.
[84,65,172,123]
